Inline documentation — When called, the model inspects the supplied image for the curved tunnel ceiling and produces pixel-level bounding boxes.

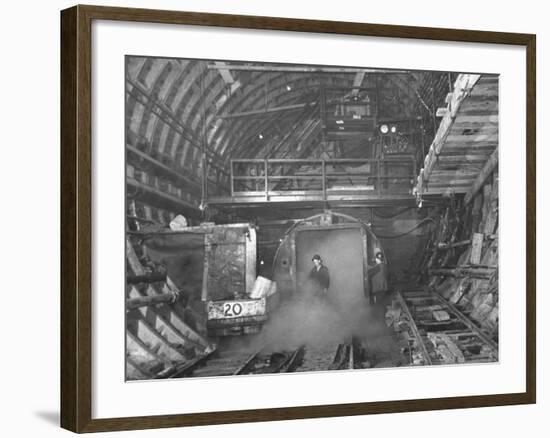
[126,56,450,198]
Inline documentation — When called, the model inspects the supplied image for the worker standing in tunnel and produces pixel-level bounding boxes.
[308,254,330,303]
[370,250,389,307]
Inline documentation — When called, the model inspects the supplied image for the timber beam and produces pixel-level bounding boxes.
[208,64,409,74]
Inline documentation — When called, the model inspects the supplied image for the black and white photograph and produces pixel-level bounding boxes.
[125,57,499,381]
[0,0,545,434]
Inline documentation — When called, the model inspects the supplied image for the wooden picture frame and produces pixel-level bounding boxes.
[60,4,536,433]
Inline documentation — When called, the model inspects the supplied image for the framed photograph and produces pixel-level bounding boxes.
[60,4,536,433]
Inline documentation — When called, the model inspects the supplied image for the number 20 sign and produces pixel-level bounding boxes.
[207,298,267,321]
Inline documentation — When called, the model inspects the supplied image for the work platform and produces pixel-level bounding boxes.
[208,157,418,209]
[208,193,417,210]
[414,74,498,201]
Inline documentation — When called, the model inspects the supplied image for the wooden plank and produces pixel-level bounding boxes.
[439,146,496,155]
[438,239,471,250]
[471,192,483,234]
[426,175,476,185]
[458,107,498,117]
[444,134,498,144]
[430,168,480,175]
[477,75,499,84]
[426,181,473,189]
[433,154,491,163]
[126,292,175,310]
[464,147,499,204]
[449,125,498,137]
[127,273,167,284]
[454,114,499,125]
[435,162,484,171]
[469,83,499,97]
[209,65,405,73]
[422,187,469,195]
[483,172,499,235]
[470,233,484,264]
[481,182,493,226]
[429,266,496,279]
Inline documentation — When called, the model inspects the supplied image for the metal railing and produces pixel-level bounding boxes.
[230,158,416,200]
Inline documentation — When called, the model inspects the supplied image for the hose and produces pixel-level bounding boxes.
[374,217,436,239]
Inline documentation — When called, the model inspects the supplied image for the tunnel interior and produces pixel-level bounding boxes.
[295,228,364,307]
[125,57,499,380]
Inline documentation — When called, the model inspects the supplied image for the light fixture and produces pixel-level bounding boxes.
[391,125,397,133]
[380,124,389,134]
[286,85,292,91]
[258,134,263,139]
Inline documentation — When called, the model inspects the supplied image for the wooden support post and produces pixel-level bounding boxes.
[470,233,484,264]
[464,147,498,205]
[126,293,176,310]
[471,193,483,234]
[437,239,471,250]
[127,273,167,285]
[429,266,496,279]
[483,169,499,235]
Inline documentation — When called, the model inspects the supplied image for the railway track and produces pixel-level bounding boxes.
[157,288,493,378]
[163,345,303,378]
[297,337,358,372]
[160,337,360,379]
[391,289,498,366]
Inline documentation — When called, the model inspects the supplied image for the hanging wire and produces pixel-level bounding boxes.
[374,217,436,239]
[372,207,415,219]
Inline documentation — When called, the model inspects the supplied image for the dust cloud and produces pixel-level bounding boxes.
[254,227,389,351]
[254,287,388,352]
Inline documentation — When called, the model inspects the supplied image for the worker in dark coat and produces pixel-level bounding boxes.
[308,254,330,302]
[369,251,388,306]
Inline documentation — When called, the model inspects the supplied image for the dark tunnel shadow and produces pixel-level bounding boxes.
[34,410,59,427]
